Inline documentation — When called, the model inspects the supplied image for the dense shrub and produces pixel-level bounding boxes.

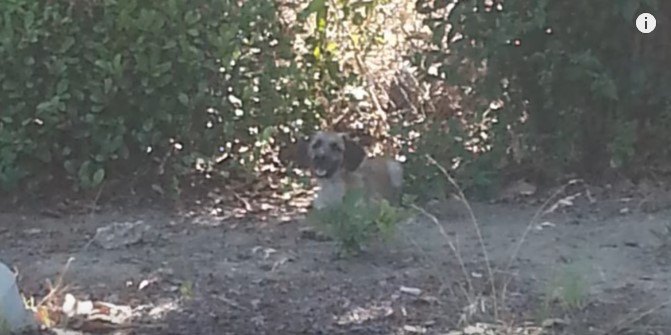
[0,0,318,193]
[406,0,671,197]
[4,0,670,204]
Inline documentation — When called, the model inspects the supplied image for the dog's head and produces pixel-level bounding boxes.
[282,131,366,179]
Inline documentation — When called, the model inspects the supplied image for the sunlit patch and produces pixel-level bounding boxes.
[334,301,393,325]
[228,95,242,107]
[489,100,504,110]
[427,64,440,76]
[135,299,181,321]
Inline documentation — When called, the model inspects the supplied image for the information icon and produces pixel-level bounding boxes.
[636,13,656,34]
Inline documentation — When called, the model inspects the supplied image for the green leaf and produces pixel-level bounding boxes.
[163,40,177,50]
[113,54,123,71]
[92,168,105,186]
[313,45,322,59]
[432,22,446,46]
[56,79,69,95]
[260,126,276,142]
[155,62,172,74]
[104,78,113,94]
[78,160,92,185]
[299,0,326,21]
[352,12,365,26]
[178,93,189,106]
[23,10,35,28]
[94,59,107,70]
[63,160,76,174]
[185,11,201,25]
[60,37,75,53]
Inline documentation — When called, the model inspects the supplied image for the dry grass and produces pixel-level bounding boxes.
[410,154,498,319]
[405,158,598,331]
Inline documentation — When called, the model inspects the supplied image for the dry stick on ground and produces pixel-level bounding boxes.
[603,298,671,335]
[422,154,498,320]
[37,257,75,308]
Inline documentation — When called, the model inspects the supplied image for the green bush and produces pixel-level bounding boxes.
[409,0,671,194]
[0,0,318,193]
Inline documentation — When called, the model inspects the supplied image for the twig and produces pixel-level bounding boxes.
[602,299,671,335]
[423,154,498,319]
[37,257,74,307]
[234,192,253,212]
[89,183,105,220]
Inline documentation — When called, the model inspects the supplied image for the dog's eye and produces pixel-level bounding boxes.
[311,139,322,150]
[329,142,342,152]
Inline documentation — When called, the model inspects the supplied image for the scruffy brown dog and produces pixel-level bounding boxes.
[281,131,403,210]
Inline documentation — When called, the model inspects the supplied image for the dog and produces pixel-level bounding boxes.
[280,131,403,210]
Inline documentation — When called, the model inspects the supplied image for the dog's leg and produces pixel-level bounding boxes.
[387,160,404,206]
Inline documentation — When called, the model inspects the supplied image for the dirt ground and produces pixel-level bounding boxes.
[1,184,671,335]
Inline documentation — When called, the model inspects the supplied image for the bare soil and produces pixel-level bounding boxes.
[1,185,671,335]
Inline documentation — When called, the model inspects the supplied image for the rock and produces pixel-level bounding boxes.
[299,227,331,242]
[0,261,36,333]
[93,220,153,250]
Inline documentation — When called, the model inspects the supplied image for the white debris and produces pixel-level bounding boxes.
[399,286,422,296]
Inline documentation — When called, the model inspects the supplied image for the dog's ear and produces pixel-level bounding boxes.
[342,135,366,171]
[279,135,311,169]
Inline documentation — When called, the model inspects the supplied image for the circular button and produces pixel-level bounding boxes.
[636,13,656,34]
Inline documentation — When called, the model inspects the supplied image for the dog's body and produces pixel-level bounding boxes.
[313,156,404,209]
[283,131,403,210]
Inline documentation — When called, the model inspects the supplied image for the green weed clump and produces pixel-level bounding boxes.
[307,189,413,255]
